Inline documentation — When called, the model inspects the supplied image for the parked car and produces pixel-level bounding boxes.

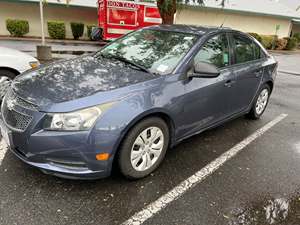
[0,46,39,101]
[0,25,277,180]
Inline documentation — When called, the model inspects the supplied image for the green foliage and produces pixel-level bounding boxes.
[284,37,298,50]
[6,19,29,37]
[47,21,66,39]
[248,33,262,43]
[70,22,84,40]
[275,38,288,50]
[87,25,96,40]
[260,35,277,50]
[293,33,300,42]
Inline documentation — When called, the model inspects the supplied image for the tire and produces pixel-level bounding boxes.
[91,27,103,41]
[247,84,271,120]
[118,117,169,179]
[0,69,16,102]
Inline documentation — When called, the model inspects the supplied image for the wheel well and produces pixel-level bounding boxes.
[0,67,20,77]
[266,81,274,93]
[111,112,176,172]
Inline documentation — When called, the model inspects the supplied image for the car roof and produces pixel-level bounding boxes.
[146,24,233,36]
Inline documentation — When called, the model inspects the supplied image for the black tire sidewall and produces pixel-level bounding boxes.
[0,69,17,80]
[118,117,169,179]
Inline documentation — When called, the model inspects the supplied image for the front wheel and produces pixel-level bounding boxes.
[247,84,271,119]
[118,117,169,179]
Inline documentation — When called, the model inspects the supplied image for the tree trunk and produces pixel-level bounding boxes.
[157,0,176,24]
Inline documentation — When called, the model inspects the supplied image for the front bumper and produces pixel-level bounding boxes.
[0,116,114,180]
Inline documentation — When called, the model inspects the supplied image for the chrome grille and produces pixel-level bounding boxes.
[1,90,36,132]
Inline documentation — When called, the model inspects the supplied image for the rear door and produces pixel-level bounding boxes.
[229,33,265,114]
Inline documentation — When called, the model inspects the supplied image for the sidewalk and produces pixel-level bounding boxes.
[0,37,105,59]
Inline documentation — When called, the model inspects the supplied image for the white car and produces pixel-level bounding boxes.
[0,46,39,99]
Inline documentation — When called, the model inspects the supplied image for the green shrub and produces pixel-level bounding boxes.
[260,35,277,50]
[6,19,29,37]
[284,37,298,50]
[248,33,262,43]
[87,25,96,40]
[275,38,288,50]
[293,32,300,42]
[70,22,84,40]
[47,21,65,39]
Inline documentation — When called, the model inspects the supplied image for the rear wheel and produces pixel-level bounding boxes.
[0,69,16,101]
[118,117,169,179]
[247,84,270,119]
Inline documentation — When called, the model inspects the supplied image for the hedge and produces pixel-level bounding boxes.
[293,33,300,42]
[248,33,262,43]
[6,19,29,37]
[87,25,98,40]
[47,21,65,39]
[275,38,288,50]
[70,22,84,40]
[260,35,277,50]
[284,37,298,50]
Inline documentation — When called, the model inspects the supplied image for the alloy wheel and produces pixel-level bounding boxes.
[255,89,269,115]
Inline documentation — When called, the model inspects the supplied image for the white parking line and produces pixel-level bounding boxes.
[122,113,288,225]
[0,138,7,166]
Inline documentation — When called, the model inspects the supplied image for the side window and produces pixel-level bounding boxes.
[233,34,255,64]
[253,42,265,60]
[194,34,230,68]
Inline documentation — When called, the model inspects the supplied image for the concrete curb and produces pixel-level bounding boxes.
[278,70,300,76]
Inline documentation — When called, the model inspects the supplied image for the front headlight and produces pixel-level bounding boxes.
[43,102,115,131]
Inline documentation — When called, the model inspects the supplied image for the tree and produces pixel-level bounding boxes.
[157,0,226,24]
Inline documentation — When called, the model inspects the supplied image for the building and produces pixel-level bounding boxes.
[175,0,300,38]
[0,0,98,39]
[1,0,300,39]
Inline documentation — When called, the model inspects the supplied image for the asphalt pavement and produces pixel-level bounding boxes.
[0,53,300,225]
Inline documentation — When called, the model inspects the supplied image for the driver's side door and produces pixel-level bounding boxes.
[177,33,236,139]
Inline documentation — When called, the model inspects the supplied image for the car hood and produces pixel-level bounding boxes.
[12,54,156,106]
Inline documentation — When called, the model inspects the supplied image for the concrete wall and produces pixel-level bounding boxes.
[0,2,98,39]
[175,7,292,38]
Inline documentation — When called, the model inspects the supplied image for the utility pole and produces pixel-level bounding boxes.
[39,0,45,46]
[37,0,52,61]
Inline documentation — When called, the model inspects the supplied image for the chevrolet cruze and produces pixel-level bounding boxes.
[0,25,277,179]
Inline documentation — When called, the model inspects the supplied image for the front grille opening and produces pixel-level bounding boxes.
[1,90,36,132]
[46,158,88,171]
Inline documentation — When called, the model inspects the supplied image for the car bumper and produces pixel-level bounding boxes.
[0,116,115,180]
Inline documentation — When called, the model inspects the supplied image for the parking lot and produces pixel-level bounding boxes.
[1,53,300,225]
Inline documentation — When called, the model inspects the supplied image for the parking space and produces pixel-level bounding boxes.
[0,54,300,225]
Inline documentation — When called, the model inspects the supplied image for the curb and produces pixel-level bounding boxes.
[278,70,300,76]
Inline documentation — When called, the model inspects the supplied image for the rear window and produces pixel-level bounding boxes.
[233,34,255,64]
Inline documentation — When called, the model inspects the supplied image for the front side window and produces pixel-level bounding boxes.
[194,34,230,68]
[233,34,255,64]
[99,29,198,75]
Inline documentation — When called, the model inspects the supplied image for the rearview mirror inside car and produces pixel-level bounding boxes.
[188,62,220,78]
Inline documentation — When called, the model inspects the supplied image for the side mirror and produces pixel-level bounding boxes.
[188,62,220,78]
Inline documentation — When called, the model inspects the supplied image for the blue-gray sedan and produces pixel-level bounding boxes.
[0,25,277,179]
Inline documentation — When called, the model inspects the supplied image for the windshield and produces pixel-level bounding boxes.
[99,29,198,75]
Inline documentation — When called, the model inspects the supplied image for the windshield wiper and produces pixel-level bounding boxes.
[100,53,154,75]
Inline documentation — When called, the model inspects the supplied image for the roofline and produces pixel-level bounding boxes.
[0,0,97,9]
[181,4,300,21]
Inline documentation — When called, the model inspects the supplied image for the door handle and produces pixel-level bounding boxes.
[224,80,234,87]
